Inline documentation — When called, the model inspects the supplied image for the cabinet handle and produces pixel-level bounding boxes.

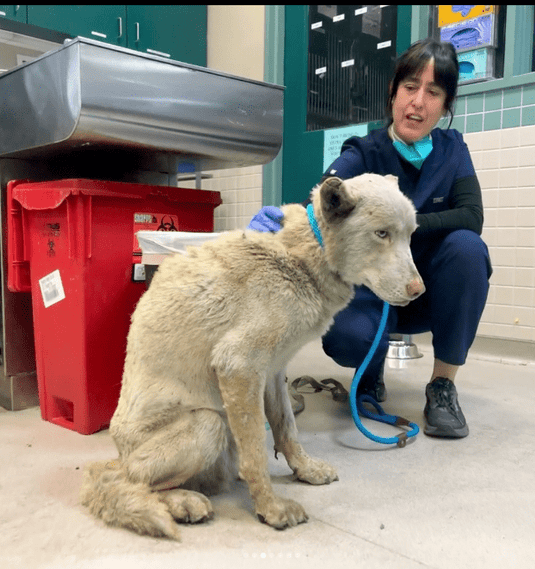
[91,31,107,39]
[117,17,123,39]
[146,48,171,58]
[135,22,140,42]
[0,11,6,16]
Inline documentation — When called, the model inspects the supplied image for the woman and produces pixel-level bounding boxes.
[249,38,492,438]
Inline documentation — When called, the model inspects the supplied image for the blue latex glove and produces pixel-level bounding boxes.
[247,205,284,232]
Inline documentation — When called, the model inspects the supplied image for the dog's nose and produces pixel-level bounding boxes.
[406,277,424,298]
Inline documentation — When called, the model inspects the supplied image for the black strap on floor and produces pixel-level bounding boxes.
[289,376,348,416]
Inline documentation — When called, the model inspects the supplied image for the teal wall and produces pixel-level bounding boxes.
[452,85,535,133]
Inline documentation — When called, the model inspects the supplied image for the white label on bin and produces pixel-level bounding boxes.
[39,270,66,308]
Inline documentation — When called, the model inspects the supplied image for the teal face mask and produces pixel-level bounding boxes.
[392,136,433,170]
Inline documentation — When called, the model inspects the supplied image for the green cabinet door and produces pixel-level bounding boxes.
[27,5,127,47]
[0,5,27,22]
[127,5,206,66]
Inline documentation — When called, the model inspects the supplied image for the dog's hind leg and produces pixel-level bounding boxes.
[265,371,339,486]
[124,408,231,495]
[83,409,231,538]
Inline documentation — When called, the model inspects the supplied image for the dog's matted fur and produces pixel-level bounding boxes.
[80,174,424,540]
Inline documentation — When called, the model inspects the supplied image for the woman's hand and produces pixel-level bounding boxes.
[247,206,284,232]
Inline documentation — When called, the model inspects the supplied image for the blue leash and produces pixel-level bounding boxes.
[350,301,419,447]
[307,204,419,447]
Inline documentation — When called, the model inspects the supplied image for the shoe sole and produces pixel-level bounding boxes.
[424,422,469,438]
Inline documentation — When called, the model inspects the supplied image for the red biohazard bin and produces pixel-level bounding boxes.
[7,179,221,434]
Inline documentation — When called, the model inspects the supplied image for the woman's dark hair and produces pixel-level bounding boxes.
[385,38,459,128]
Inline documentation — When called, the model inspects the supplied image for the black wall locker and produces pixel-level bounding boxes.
[307,5,398,132]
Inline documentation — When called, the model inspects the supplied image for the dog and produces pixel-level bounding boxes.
[80,174,424,540]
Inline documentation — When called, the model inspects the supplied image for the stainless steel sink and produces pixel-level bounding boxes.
[0,37,284,173]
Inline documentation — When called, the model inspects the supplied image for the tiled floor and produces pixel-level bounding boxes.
[1,335,534,569]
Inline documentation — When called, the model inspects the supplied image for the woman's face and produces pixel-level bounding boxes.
[391,61,447,144]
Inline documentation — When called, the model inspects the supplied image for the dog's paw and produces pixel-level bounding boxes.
[159,489,214,524]
[256,496,308,530]
[294,458,339,485]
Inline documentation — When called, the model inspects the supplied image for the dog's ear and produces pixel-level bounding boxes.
[320,177,356,224]
[384,174,398,184]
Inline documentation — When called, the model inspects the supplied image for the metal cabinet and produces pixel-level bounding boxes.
[27,5,127,47]
[24,5,206,65]
[127,5,206,66]
[0,5,27,22]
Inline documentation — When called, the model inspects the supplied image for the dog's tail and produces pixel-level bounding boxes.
[80,459,182,541]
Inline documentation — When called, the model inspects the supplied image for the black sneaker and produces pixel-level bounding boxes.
[424,377,469,438]
[357,363,387,403]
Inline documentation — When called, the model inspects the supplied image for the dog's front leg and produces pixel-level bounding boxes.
[216,367,308,529]
[265,371,338,485]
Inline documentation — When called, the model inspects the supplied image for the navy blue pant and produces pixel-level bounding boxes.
[322,230,493,377]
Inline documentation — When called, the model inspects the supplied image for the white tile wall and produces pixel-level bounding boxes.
[204,166,264,231]
[177,166,263,231]
[466,125,535,343]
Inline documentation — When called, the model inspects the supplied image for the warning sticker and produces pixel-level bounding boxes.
[133,212,179,257]
[39,270,66,308]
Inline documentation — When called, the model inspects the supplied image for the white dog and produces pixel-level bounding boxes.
[81,174,424,540]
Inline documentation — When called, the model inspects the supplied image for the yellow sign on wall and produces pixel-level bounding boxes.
[438,5,495,27]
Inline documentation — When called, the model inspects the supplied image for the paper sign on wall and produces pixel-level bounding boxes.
[323,124,368,172]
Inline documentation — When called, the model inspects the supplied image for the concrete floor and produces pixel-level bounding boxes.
[1,335,534,569]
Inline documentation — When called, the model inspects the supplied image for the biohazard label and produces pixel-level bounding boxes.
[39,270,66,308]
[133,212,180,257]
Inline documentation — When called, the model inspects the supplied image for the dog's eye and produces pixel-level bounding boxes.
[375,230,389,239]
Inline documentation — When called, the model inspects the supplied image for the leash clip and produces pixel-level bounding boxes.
[396,433,408,448]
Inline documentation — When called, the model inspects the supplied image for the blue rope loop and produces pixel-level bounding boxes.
[349,301,419,447]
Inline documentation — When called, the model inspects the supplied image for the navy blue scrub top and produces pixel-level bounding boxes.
[319,126,484,238]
